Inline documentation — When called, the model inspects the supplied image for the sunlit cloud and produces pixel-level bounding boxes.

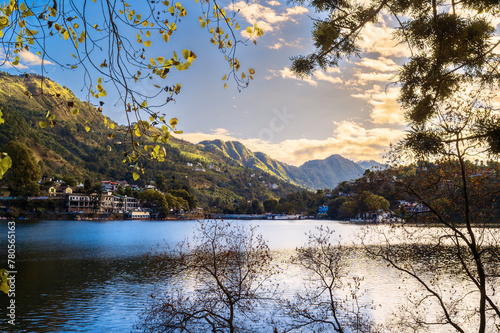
[267,0,280,6]
[179,121,403,166]
[350,72,396,85]
[269,66,342,86]
[352,85,403,124]
[358,22,409,58]
[230,1,308,35]
[357,57,399,72]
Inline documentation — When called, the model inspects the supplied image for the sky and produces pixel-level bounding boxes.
[3,0,412,166]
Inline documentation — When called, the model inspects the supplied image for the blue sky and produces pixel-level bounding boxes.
[3,0,411,165]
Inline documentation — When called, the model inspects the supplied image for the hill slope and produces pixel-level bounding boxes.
[0,72,303,208]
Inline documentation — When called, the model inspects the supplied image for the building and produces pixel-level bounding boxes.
[67,193,139,214]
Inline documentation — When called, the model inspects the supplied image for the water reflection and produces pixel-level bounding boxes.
[0,220,496,332]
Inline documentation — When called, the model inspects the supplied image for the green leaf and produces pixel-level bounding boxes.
[133,172,140,181]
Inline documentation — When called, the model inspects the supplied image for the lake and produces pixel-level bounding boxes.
[0,219,495,332]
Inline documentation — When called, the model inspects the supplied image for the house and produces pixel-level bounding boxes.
[126,211,150,219]
[48,186,73,197]
[101,181,119,192]
[194,163,206,172]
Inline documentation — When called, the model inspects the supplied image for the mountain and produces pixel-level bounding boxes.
[198,140,366,189]
[0,72,304,209]
[298,155,366,189]
[198,139,304,185]
[357,160,385,170]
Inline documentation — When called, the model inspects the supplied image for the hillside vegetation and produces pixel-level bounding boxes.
[0,72,302,209]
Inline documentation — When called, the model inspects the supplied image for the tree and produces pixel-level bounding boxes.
[292,1,500,331]
[263,198,278,213]
[279,226,378,333]
[328,196,348,219]
[0,0,262,179]
[139,220,277,333]
[138,189,169,216]
[1,140,41,196]
[291,0,500,156]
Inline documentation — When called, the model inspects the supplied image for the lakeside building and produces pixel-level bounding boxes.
[68,193,139,214]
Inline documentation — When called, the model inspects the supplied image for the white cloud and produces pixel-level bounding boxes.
[19,50,53,66]
[179,121,403,166]
[267,37,304,50]
[230,1,308,34]
[270,67,318,86]
[352,85,403,124]
[0,50,54,69]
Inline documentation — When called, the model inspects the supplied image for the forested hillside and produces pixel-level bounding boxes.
[0,72,303,208]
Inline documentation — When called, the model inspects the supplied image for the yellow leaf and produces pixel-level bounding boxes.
[133,172,140,181]
[85,126,90,132]
[249,68,255,75]
[39,121,48,128]
[182,49,189,60]
[0,269,9,294]
[246,26,252,34]
[222,75,227,81]
[71,108,79,116]
[144,40,152,47]
[169,117,178,127]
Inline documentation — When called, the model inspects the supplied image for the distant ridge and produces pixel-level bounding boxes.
[357,160,385,170]
[198,140,367,189]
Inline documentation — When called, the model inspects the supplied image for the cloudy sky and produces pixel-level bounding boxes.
[6,0,411,166]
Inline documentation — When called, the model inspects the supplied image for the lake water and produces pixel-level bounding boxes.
[0,219,495,332]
